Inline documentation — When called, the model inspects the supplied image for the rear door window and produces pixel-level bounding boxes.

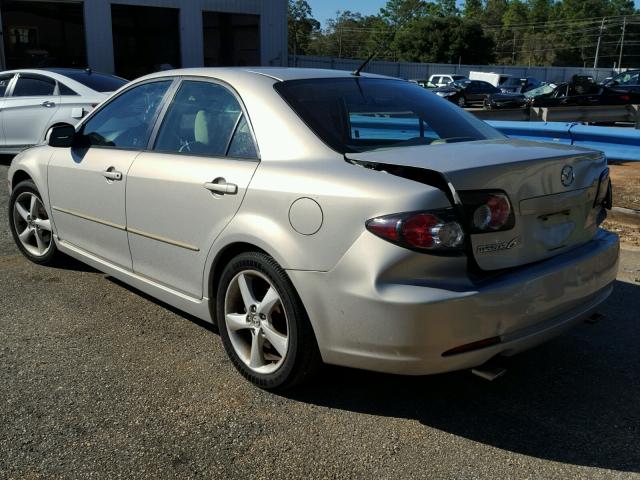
[12,75,56,96]
[0,74,14,96]
[59,83,78,96]
[154,80,257,158]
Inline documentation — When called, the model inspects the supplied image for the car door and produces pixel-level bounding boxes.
[0,73,16,146]
[48,79,174,269]
[1,73,60,147]
[466,82,483,103]
[125,78,260,298]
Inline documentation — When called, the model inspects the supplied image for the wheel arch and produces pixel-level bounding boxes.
[207,241,271,313]
[205,240,318,346]
[11,169,33,189]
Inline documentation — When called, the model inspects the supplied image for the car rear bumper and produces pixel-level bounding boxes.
[288,229,619,375]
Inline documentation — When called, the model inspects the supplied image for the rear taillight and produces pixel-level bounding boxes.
[459,191,515,233]
[366,209,465,253]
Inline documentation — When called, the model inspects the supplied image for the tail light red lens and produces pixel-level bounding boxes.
[472,193,511,231]
[366,209,465,252]
[366,217,400,242]
[402,213,440,248]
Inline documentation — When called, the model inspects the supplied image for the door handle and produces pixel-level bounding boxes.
[41,101,56,108]
[204,178,237,195]
[102,169,123,181]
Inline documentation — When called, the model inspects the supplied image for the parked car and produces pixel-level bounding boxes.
[433,79,501,107]
[499,76,542,94]
[485,76,640,110]
[408,79,430,88]
[8,68,618,390]
[484,82,556,109]
[602,69,640,93]
[427,74,467,88]
[530,75,640,107]
[0,68,127,154]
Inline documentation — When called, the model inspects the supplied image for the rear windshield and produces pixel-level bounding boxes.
[274,78,503,153]
[59,71,127,92]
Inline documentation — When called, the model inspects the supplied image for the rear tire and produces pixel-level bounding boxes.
[216,251,321,390]
[9,180,60,265]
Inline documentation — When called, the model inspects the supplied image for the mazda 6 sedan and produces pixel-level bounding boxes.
[8,68,619,390]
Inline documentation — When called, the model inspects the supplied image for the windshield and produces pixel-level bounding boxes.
[611,71,639,85]
[524,83,556,98]
[274,78,503,153]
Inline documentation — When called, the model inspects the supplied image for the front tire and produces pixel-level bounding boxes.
[9,180,60,265]
[457,96,466,107]
[216,252,321,390]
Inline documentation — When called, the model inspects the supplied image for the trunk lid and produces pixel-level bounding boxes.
[346,139,608,270]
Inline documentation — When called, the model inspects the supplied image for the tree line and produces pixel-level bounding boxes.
[289,0,640,68]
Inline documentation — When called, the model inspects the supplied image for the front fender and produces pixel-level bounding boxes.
[8,146,55,206]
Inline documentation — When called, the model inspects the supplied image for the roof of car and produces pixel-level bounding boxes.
[137,67,397,83]
[0,68,115,97]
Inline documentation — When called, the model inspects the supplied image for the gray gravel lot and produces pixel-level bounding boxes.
[1,157,639,479]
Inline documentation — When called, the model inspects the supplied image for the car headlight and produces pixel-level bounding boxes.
[436,91,454,97]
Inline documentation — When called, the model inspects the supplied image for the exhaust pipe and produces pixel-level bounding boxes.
[585,312,605,324]
[471,365,507,381]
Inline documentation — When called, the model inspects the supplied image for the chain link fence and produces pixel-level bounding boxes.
[289,55,617,83]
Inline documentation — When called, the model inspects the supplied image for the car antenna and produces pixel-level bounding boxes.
[352,51,377,77]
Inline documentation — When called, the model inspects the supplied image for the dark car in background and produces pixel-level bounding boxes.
[531,75,640,107]
[485,74,640,110]
[485,82,556,109]
[604,70,640,93]
[499,76,542,94]
[432,79,500,107]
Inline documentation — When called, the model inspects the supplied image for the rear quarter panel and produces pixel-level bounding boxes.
[205,157,453,274]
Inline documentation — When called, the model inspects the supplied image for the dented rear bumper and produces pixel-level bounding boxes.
[288,229,619,375]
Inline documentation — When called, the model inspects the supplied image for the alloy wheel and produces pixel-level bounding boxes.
[224,270,289,374]
[13,192,52,258]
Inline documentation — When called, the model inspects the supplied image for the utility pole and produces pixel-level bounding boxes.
[511,30,516,64]
[618,16,626,72]
[593,17,606,72]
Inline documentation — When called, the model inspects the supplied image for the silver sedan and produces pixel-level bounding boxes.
[7,68,619,390]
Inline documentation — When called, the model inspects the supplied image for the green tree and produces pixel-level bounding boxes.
[462,0,484,21]
[288,0,320,56]
[393,16,494,64]
[434,0,459,17]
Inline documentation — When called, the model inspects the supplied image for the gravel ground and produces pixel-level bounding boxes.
[1,157,639,479]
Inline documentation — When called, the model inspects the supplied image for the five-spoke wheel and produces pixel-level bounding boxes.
[217,252,321,390]
[13,191,52,257]
[224,270,289,374]
[9,180,59,264]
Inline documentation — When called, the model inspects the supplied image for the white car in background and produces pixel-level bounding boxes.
[428,74,467,88]
[0,68,128,154]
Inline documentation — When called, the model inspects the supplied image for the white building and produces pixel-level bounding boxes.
[0,0,288,79]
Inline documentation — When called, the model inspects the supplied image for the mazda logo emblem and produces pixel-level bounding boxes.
[561,165,575,187]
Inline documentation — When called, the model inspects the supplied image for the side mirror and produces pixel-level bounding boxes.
[47,124,76,148]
